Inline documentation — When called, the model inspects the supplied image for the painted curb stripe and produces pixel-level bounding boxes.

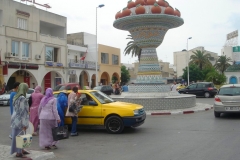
[183,111,194,114]
[151,112,171,115]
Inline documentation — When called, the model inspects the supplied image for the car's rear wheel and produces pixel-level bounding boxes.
[214,111,221,118]
[204,92,210,98]
[105,116,124,134]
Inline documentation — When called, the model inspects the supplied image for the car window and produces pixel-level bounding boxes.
[93,86,102,90]
[65,86,71,90]
[197,84,205,88]
[188,84,197,89]
[53,85,63,91]
[107,86,112,90]
[218,87,240,96]
[27,89,34,94]
[90,91,114,104]
[102,86,107,91]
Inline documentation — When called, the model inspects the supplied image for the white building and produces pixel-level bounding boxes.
[0,0,67,90]
[173,46,218,78]
[222,30,240,84]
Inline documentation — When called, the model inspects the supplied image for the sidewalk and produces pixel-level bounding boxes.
[145,103,213,115]
[0,145,55,160]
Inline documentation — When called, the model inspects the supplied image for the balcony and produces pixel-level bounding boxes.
[40,34,66,46]
[68,59,99,70]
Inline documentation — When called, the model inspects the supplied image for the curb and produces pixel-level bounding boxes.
[146,106,214,116]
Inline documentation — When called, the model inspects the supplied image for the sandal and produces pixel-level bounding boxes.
[22,150,30,154]
[16,153,27,158]
[45,146,51,150]
[51,145,58,149]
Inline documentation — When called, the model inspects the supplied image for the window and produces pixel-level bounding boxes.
[45,46,59,62]
[112,54,119,65]
[188,84,197,89]
[197,83,205,88]
[11,41,19,56]
[22,42,29,58]
[218,87,240,96]
[74,55,78,63]
[101,53,109,64]
[17,18,27,30]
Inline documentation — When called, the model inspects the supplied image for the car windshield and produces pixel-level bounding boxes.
[90,91,115,104]
[93,86,102,90]
[53,85,63,91]
[218,87,240,96]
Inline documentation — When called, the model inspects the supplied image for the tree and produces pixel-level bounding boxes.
[205,69,226,85]
[182,64,203,82]
[111,76,118,83]
[189,50,212,70]
[124,35,142,62]
[121,65,130,84]
[214,55,231,74]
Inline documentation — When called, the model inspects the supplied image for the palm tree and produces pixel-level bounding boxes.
[189,50,211,70]
[124,35,142,62]
[214,55,231,74]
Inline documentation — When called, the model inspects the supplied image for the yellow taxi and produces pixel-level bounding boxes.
[54,90,146,134]
[176,84,186,91]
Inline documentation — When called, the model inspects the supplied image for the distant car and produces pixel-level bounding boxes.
[53,83,80,91]
[176,84,186,91]
[214,84,240,118]
[0,88,34,106]
[93,85,113,95]
[178,82,218,98]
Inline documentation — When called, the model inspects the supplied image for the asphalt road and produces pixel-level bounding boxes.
[2,97,240,160]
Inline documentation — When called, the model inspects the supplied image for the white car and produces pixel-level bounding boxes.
[0,88,34,106]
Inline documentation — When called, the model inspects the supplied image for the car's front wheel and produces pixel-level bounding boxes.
[214,111,221,118]
[105,116,124,134]
[204,92,210,98]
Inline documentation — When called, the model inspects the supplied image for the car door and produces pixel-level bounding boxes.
[78,93,102,125]
[185,84,197,95]
[195,83,205,96]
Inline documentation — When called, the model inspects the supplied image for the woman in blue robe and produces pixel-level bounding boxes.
[57,92,68,126]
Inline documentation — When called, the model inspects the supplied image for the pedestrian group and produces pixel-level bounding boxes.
[9,82,82,158]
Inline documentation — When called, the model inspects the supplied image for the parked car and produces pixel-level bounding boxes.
[178,82,218,98]
[93,85,113,95]
[53,89,146,134]
[214,84,240,118]
[0,88,34,106]
[53,83,80,91]
[176,84,186,91]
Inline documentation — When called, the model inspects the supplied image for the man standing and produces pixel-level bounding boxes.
[9,82,20,138]
[171,82,177,91]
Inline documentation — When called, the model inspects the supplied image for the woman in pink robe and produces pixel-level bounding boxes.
[29,86,44,136]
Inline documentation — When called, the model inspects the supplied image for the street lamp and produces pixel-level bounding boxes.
[95,4,105,87]
[187,37,192,85]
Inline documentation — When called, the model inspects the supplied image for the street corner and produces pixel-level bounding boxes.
[0,145,55,160]
[146,104,214,116]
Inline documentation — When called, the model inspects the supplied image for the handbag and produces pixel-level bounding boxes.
[16,130,32,149]
[69,102,77,113]
[52,125,69,141]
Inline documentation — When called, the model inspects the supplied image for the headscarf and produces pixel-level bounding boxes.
[40,88,54,107]
[13,83,29,103]
[34,86,42,93]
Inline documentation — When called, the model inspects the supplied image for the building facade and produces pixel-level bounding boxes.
[223,46,240,84]
[67,32,121,88]
[173,46,218,78]
[0,0,67,90]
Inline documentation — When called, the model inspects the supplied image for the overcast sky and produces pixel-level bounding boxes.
[16,0,240,64]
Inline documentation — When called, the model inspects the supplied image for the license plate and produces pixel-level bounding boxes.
[225,107,240,111]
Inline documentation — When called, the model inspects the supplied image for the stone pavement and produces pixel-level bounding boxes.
[145,103,213,115]
[0,145,55,160]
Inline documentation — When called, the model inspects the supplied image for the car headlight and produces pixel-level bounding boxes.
[133,110,139,116]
